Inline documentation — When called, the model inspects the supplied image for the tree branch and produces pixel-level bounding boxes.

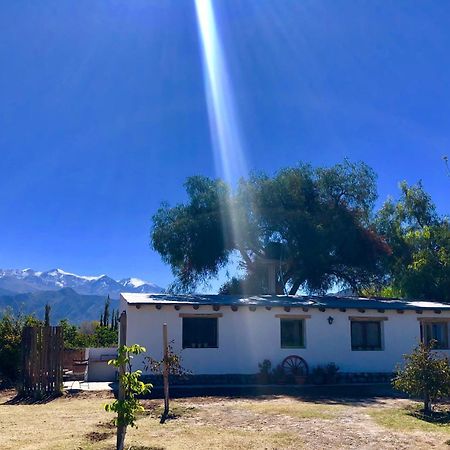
[238,246,253,269]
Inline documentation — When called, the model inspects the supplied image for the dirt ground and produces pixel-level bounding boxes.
[0,389,449,449]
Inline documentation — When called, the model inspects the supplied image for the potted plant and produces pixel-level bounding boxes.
[291,365,307,385]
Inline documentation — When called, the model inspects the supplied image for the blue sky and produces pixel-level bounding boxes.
[0,1,449,289]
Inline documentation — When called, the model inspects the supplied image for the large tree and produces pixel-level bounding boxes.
[376,182,450,301]
[151,161,390,295]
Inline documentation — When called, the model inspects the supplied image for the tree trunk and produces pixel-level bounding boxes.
[117,312,127,450]
[424,390,432,414]
[161,323,170,424]
[116,427,126,450]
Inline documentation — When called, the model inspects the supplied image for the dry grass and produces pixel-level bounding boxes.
[239,397,342,419]
[0,390,115,450]
[1,390,450,449]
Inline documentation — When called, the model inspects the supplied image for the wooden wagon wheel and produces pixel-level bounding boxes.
[281,355,309,377]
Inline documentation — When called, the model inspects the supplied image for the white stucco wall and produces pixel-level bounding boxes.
[121,301,450,375]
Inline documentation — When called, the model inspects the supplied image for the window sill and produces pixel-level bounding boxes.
[182,346,219,349]
[351,348,383,351]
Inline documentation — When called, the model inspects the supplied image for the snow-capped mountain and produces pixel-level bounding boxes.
[0,268,164,298]
[119,277,162,293]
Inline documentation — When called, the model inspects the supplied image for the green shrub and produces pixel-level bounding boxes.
[393,341,450,413]
[0,309,42,383]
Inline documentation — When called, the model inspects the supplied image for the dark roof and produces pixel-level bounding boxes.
[121,293,450,311]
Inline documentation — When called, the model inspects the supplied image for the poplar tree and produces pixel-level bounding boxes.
[44,303,51,327]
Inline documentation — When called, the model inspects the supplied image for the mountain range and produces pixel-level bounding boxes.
[0,268,164,323]
[0,268,163,298]
[0,288,118,324]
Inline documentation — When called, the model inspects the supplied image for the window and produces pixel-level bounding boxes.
[422,321,449,349]
[182,317,218,348]
[281,319,305,348]
[351,321,382,351]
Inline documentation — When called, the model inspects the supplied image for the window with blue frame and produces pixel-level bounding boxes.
[182,317,218,348]
[421,321,449,349]
[280,319,305,348]
[351,320,382,351]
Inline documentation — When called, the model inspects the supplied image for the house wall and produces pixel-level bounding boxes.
[121,302,450,375]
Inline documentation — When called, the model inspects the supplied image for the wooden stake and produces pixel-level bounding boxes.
[162,323,169,423]
[117,311,127,450]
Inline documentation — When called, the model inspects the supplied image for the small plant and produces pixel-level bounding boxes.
[393,341,450,414]
[105,344,152,450]
[144,342,190,378]
[271,364,286,384]
[258,359,272,374]
[144,342,190,423]
[311,365,326,385]
[324,363,339,383]
[257,359,272,383]
[311,363,339,384]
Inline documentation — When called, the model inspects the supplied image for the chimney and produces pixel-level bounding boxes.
[267,263,277,295]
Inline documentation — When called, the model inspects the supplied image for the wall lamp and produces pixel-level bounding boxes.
[327,316,334,325]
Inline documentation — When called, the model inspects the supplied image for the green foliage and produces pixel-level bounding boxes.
[59,318,118,349]
[105,345,153,428]
[58,319,81,349]
[376,182,450,300]
[94,324,118,347]
[152,176,231,291]
[103,296,111,328]
[0,309,42,382]
[44,303,51,326]
[151,161,389,294]
[59,299,118,349]
[393,341,450,412]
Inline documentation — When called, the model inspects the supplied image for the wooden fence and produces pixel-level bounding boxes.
[21,326,64,395]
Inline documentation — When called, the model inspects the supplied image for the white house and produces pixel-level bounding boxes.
[119,293,450,377]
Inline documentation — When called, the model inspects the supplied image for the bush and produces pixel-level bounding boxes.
[59,319,118,349]
[393,341,450,413]
[0,310,41,382]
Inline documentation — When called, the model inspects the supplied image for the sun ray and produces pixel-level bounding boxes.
[194,0,248,185]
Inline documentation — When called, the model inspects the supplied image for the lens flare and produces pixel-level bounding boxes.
[194,0,248,184]
[194,0,249,251]
[195,0,259,298]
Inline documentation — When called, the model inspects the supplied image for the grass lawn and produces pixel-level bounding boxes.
[368,405,450,434]
[0,390,449,449]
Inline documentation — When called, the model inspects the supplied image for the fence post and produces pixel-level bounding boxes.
[162,323,169,422]
[117,311,127,450]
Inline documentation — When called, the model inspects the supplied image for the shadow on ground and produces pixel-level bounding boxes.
[146,383,402,405]
[3,392,63,405]
[409,408,450,424]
